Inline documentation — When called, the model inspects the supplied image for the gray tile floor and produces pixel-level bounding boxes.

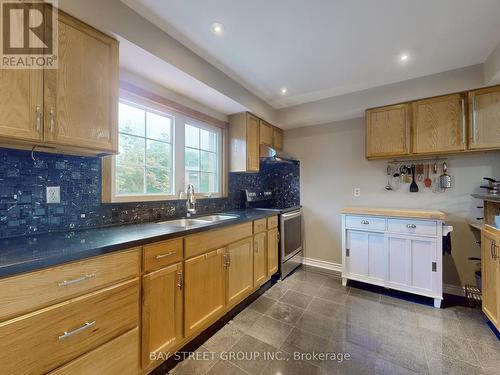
[171,268,500,375]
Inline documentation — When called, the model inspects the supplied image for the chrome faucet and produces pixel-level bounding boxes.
[186,184,197,217]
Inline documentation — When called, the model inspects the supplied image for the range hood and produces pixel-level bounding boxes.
[259,144,298,162]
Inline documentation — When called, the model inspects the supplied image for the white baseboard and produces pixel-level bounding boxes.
[302,257,342,273]
[302,258,467,298]
[443,283,466,297]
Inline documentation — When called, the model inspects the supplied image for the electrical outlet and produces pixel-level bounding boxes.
[354,188,361,197]
[46,186,60,204]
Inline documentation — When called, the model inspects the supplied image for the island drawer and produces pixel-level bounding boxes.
[267,216,278,229]
[253,218,267,233]
[0,248,140,322]
[143,238,183,273]
[387,219,437,236]
[0,279,139,375]
[345,215,386,231]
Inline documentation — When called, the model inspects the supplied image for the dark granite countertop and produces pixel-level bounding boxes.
[0,209,278,278]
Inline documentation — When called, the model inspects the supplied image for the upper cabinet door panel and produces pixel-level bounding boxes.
[412,94,466,154]
[246,113,260,172]
[259,120,273,146]
[469,86,500,150]
[273,127,283,151]
[365,104,409,158]
[44,12,118,152]
[0,69,43,142]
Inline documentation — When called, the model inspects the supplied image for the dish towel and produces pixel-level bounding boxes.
[442,232,452,255]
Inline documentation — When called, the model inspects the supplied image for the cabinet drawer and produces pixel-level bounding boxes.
[143,238,183,273]
[185,222,253,259]
[0,279,139,375]
[254,218,267,233]
[387,219,437,236]
[267,216,278,229]
[0,248,140,322]
[49,328,139,375]
[345,215,386,231]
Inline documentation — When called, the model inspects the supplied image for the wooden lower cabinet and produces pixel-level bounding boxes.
[0,279,139,375]
[226,238,253,307]
[49,328,139,375]
[184,249,225,337]
[482,228,500,329]
[253,232,267,287]
[267,228,279,276]
[142,263,183,370]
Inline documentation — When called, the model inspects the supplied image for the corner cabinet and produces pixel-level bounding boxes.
[229,112,260,172]
[0,10,118,155]
[365,104,410,158]
[412,93,466,154]
[342,213,445,307]
[468,86,500,150]
[481,227,499,330]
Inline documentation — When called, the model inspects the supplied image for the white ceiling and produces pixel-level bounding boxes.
[122,0,500,109]
[119,37,247,116]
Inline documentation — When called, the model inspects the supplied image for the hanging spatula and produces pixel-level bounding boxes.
[424,164,432,188]
[410,165,419,192]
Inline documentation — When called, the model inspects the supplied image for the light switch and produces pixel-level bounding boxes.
[46,186,61,204]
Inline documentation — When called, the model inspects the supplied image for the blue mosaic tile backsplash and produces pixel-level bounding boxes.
[0,148,299,238]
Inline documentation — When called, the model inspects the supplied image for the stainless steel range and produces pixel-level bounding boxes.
[242,190,303,279]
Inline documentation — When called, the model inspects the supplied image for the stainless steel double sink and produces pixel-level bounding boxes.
[157,214,239,228]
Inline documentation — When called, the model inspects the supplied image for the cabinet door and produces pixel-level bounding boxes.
[412,94,466,154]
[226,238,253,307]
[0,70,43,142]
[365,104,410,158]
[346,230,385,280]
[246,113,260,172]
[468,86,500,150]
[273,127,283,151]
[267,228,279,276]
[142,263,183,369]
[253,232,267,287]
[259,120,273,146]
[184,249,225,337]
[482,230,499,328]
[44,12,118,152]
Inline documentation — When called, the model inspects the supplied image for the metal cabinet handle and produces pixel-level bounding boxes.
[35,105,42,132]
[59,321,96,341]
[155,251,174,260]
[50,107,55,133]
[227,252,231,267]
[471,95,477,144]
[361,220,369,225]
[58,274,96,287]
[177,271,183,289]
[406,224,417,229]
[461,97,466,145]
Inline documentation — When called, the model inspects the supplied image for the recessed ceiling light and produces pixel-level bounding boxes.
[281,88,288,95]
[211,22,224,35]
[400,54,409,61]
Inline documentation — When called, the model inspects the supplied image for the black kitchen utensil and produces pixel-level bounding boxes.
[410,165,419,192]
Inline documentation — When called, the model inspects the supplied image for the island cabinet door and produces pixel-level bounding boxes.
[225,238,253,308]
[345,230,386,281]
[184,249,225,337]
[387,236,437,293]
[141,263,183,369]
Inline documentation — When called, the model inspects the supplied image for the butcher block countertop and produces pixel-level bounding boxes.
[341,207,446,220]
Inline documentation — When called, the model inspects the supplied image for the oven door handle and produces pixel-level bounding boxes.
[281,210,302,219]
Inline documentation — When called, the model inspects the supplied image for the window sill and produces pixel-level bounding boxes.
[105,193,227,204]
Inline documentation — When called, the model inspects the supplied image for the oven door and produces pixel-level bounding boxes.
[280,209,303,261]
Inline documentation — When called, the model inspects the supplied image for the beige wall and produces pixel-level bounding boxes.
[285,118,500,287]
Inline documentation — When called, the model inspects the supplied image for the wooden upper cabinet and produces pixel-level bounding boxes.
[0,70,43,143]
[481,228,499,330]
[411,94,466,154]
[273,127,284,151]
[259,120,273,146]
[229,112,260,172]
[225,238,253,308]
[184,249,225,337]
[468,86,500,150]
[141,263,183,370]
[365,104,409,159]
[43,11,118,153]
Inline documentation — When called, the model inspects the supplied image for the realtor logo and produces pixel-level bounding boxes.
[1,0,58,69]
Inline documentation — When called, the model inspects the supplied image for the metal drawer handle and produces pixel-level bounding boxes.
[361,220,369,225]
[58,274,96,287]
[155,251,174,260]
[59,321,96,341]
[35,105,42,132]
[406,224,417,229]
[177,271,183,289]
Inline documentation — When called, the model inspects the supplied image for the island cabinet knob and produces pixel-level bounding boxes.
[406,224,417,229]
[361,220,369,225]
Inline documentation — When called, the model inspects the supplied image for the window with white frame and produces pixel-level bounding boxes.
[111,96,224,202]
